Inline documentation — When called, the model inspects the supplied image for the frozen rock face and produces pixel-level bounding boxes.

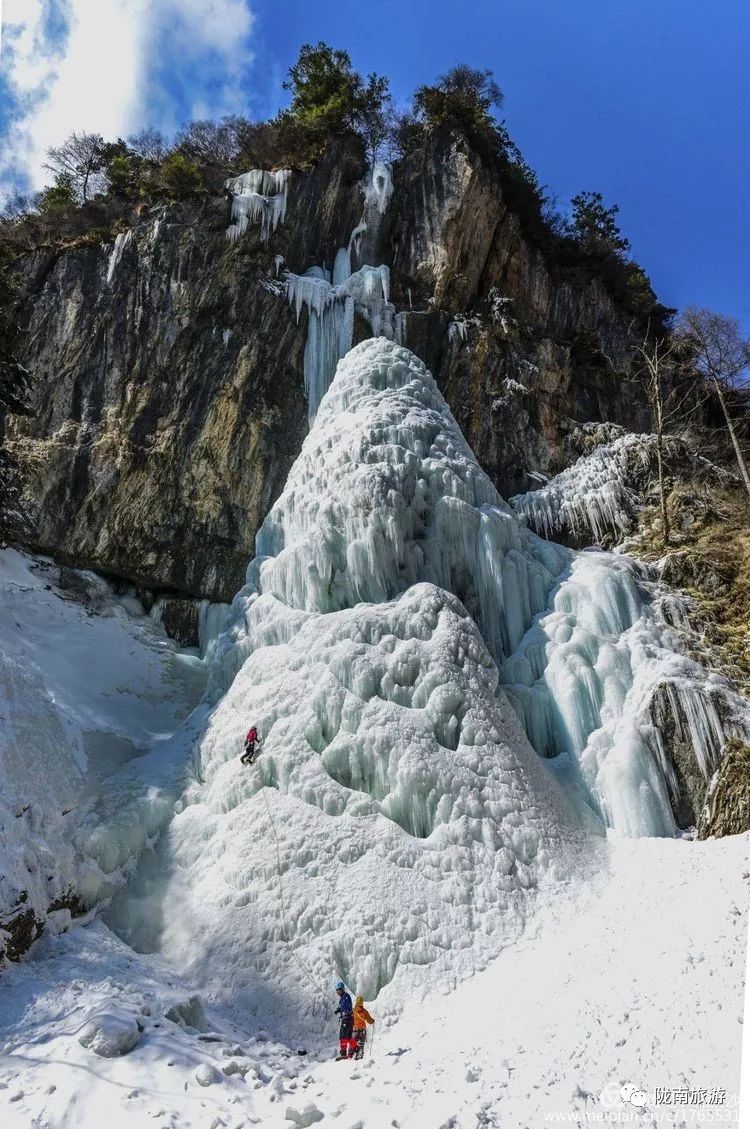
[7,130,649,601]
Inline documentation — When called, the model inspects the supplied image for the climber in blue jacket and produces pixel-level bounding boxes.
[334,980,356,1059]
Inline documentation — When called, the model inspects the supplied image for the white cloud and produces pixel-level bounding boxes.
[0,0,255,195]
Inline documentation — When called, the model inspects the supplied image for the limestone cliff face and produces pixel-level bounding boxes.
[6,128,648,601]
[387,127,648,496]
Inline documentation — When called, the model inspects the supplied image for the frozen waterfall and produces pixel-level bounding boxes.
[284,162,402,422]
[107,337,746,1035]
[209,340,742,841]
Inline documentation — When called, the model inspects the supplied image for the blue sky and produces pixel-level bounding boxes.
[2,0,748,326]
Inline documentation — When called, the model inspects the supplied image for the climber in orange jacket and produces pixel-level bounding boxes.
[352,996,374,1059]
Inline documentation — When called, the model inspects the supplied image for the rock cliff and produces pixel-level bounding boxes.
[5,127,648,603]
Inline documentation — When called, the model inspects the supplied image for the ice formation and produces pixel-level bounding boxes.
[286,264,404,421]
[120,580,587,1028]
[108,337,749,1041]
[110,340,598,1027]
[225,169,292,245]
[106,230,132,284]
[211,340,747,840]
[284,163,401,421]
[501,551,749,836]
[509,429,673,545]
[0,550,204,940]
[362,160,394,215]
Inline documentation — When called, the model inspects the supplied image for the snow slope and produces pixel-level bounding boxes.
[0,550,205,942]
[1,832,747,1128]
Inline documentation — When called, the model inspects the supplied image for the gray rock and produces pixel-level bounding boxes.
[699,739,750,839]
[7,128,650,599]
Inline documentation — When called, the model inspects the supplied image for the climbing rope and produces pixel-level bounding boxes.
[261,785,332,1016]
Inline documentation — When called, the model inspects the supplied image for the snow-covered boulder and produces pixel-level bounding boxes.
[195,1063,220,1087]
[164,995,209,1031]
[285,1104,324,1126]
[78,1005,143,1057]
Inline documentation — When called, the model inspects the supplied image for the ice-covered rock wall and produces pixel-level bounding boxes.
[509,427,735,549]
[509,433,646,545]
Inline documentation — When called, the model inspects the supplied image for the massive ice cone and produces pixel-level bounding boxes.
[112,339,745,1029]
[114,340,593,1030]
[124,583,588,1031]
[211,337,569,689]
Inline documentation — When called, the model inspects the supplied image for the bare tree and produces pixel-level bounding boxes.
[678,307,750,502]
[43,132,106,203]
[631,327,679,546]
[174,118,242,168]
[127,127,169,163]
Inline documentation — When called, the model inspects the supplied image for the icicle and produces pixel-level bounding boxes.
[276,162,401,422]
[286,264,395,422]
[333,246,351,286]
[225,169,292,244]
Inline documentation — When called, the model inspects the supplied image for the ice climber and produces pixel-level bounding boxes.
[240,725,263,765]
[334,981,357,1060]
[352,995,375,1058]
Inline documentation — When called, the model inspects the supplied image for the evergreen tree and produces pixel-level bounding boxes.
[569,191,630,257]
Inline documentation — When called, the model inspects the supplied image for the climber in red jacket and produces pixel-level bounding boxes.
[240,725,263,765]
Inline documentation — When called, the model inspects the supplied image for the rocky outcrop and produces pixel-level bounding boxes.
[0,886,84,963]
[6,128,650,601]
[698,739,750,838]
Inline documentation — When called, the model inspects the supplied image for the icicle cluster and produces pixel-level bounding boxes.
[286,264,404,421]
[225,169,292,245]
[284,163,401,422]
[509,431,669,545]
[509,434,652,544]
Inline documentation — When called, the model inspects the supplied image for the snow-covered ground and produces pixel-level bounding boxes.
[1,832,747,1128]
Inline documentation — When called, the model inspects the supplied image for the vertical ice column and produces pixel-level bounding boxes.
[285,163,397,422]
[286,265,395,422]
